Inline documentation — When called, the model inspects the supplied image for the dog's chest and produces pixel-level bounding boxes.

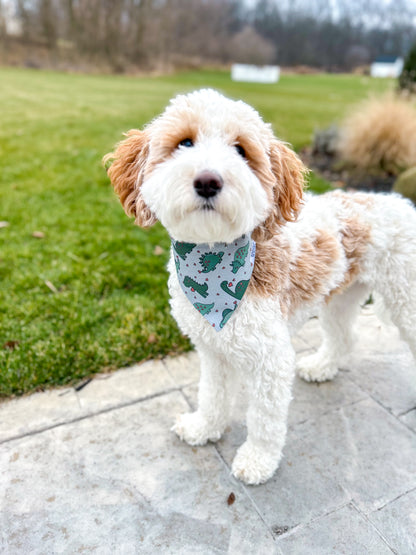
[166,253,297,354]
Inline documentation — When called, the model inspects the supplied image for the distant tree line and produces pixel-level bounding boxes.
[0,0,415,71]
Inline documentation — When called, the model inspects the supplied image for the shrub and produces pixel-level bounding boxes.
[338,94,416,174]
[312,124,340,156]
[393,166,416,204]
[399,43,416,93]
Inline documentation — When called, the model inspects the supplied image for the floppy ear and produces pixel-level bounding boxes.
[253,139,307,242]
[103,129,156,227]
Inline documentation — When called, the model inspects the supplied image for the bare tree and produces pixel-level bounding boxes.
[228,25,275,65]
[39,0,56,48]
[0,0,6,40]
[2,0,416,71]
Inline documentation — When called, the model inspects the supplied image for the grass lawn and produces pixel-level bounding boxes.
[0,67,393,397]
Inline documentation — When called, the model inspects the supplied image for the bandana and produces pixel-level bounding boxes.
[172,234,256,331]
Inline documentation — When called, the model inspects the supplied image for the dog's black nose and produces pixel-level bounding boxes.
[193,171,223,199]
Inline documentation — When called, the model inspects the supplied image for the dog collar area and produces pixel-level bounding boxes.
[171,234,256,331]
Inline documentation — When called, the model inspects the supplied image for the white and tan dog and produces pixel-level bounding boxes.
[105,89,416,485]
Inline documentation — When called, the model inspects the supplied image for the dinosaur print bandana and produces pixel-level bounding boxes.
[172,234,256,331]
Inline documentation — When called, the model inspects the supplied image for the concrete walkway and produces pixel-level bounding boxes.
[1,307,416,554]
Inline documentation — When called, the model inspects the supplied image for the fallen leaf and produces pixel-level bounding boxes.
[45,280,58,293]
[32,231,45,238]
[227,492,235,506]
[3,340,20,350]
[153,245,164,256]
[272,525,289,537]
[147,333,157,344]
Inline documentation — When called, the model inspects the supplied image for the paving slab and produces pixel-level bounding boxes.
[345,350,416,417]
[0,392,276,554]
[0,388,81,443]
[290,334,311,354]
[1,307,415,552]
[288,373,369,428]
[163,350,200,387]
[217,418,351,531]
[368,488,416,555]
[0,359,175,443]
[345,307,416,413]
[350,306,404,356]
[400,408,416,433]
[275,503,393,554]
[294,316,322,349]
[291,398,416,514]
[75,359,174,412]
[213,395,416,530]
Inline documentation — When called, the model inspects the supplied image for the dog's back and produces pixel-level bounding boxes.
[296,190,416,383]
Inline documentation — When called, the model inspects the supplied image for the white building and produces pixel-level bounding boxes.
[370,56,404,78]
[231,64,280,84]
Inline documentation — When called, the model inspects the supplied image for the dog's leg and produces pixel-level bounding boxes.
[297,283,369,382]
[378,291,416,363]
[173,347,230,446]
[231,326,295,485]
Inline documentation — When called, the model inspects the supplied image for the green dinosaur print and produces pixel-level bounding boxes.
[194,302,215,316]
[174,256,180,273]
[230,241,250,274]
[173,241,196,260]
[220,304,238,328]
[220,279,250,300]
[199,251,224,273]
[183,276,209,298]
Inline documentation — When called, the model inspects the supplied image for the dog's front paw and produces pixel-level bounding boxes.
[172,412,223,446]
[297,352,338,382]
[231,441,280,485]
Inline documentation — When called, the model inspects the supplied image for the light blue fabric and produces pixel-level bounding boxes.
[172,234,256,331]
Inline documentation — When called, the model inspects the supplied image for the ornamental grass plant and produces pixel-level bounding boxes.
[338,94,416,174]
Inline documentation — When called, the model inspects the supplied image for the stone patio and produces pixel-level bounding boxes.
[1,307,416,553]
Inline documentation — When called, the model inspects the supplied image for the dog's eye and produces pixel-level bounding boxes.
[235,144,246,158]
[179,138,194,148]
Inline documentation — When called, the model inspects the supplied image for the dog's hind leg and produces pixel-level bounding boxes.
[370,238,416,363]
[376,287,416,363]
[297,282,370,382]
[394,309,416,362]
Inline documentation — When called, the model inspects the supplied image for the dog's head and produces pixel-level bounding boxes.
[104,89,307,243]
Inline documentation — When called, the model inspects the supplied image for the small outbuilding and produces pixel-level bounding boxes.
[231,64,280,84]
[370,56,404,78]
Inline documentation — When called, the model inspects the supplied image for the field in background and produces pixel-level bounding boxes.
[0,68,392,396]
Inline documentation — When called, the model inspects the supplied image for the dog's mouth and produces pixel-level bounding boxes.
[199,200,216,212]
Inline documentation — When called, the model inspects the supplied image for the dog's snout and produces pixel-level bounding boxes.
[193,171,223,199]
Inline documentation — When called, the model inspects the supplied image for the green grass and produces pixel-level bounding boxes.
[0,67,393,397]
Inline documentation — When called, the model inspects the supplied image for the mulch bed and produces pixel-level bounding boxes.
[300,147,396,193]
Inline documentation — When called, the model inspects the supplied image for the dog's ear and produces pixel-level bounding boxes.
[253,139,307,242]
[103,129,157,227]
[270,140,306,224]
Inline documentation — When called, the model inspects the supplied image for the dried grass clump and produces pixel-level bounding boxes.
[338,94,416,174]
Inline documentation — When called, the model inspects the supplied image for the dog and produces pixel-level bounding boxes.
[104,89,416,485]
